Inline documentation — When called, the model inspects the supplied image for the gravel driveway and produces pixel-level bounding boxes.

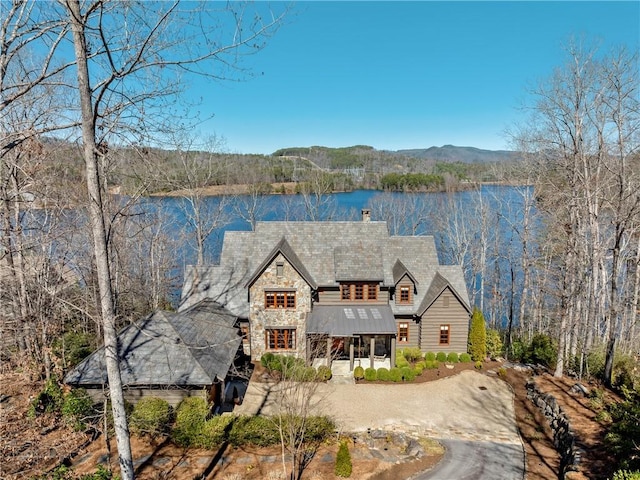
[236,370,521,444]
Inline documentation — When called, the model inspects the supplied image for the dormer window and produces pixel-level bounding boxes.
[341,282,378,301]
[398,285,412,304]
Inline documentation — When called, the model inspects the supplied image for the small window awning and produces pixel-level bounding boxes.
[307,305,397,337]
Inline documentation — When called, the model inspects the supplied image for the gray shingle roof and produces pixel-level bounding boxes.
[307,305,397,336]
[180,221,469,319]
[245,237,317,289]
[64,300,240,387]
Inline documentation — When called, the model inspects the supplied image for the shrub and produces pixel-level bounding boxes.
[401,367,416,382]
[80,464,119,480]
[524,334,557,368]
[172,397,209,447]
[509,338,527,362]
[475,361,483,370]
[335,440,352,477]
[402,347,423,362]
[316,365,332,381]
[353,366,365,380]
[497,367,507,378]
[605,390,640,472]
[53,332,93,368]
[29,377,64,417]
[486,329,503,359]
[436,352,447,362]
[376,368,390,381]
[389,367,402,382]
[395,356,410,369]
[611,470,640,480]
[61,388,94,431]
[447,352,459,363]
[459,353,472,363]
[413,362,424,375]
[301,366,318,382]
[201,415,235,447]
[301,415,336,443]
[613,354,640,391]
[425,352,436,361]
[364,367,377,381]
[468,307,487,362]
[130,397,172,438]
[261,352,275,368]
[228,415,278,447]
[424,360,439,369]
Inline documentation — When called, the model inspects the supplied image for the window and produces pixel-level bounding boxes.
[276,261,284,277]
[398,322,409,343]
[439,325,450,345]
[266,328,295,350]
[240,324,250,347]
[265,291,296,309]
[341,284,351,300]
[398,285,411,304]
[341,283,378,301]
[443,294,450,308]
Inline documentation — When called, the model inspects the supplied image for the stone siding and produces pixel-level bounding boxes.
[249,254,311,360]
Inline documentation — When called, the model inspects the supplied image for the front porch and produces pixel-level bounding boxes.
[306,304,398,372]
[308,334,396,372]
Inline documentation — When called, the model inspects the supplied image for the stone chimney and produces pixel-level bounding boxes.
[361,208,371,222]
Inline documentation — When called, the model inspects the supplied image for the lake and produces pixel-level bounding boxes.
[139,184,537,320]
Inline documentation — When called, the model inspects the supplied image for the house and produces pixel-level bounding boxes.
[180,213,471,370]
[64,299,243,407]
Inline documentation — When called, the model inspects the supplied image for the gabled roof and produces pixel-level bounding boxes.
[180,221,468,318]
[417,271,472,316]
[64,300,241,387]
[245,237,317,289]
[392,259,419,286]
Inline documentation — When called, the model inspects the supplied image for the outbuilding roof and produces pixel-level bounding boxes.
[64,300,240,387]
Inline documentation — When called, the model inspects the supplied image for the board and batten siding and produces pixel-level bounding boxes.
[419,288,470,353]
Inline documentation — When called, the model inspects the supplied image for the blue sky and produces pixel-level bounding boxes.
[192,1,639,155]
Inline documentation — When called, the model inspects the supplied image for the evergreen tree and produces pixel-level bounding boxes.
[468,307,487,362]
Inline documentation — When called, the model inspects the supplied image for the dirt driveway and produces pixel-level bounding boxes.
[236,370,521,444]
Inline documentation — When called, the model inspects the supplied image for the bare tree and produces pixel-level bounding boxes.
[1,1,285,477]
[514,41,640,379]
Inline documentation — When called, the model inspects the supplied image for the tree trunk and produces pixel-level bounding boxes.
[65,1,134,478]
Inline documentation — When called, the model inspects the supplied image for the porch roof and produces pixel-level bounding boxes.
[307,305,397,336]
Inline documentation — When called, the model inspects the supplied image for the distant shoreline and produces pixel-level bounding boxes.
[144,180,528,198]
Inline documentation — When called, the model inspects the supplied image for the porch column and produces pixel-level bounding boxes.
[390,337,396,368]
[326,336,332,365]
[306,336,311,364]
[349,338,354,371]
[370,336,375,369]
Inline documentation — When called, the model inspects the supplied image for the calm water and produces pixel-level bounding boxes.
[137,185,537,315]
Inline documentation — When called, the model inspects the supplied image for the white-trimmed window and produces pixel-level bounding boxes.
[439,325,450,345]
[398,285,411,304]
[398,322,409,343]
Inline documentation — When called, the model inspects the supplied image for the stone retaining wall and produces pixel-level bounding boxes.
[526,379,580,478]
